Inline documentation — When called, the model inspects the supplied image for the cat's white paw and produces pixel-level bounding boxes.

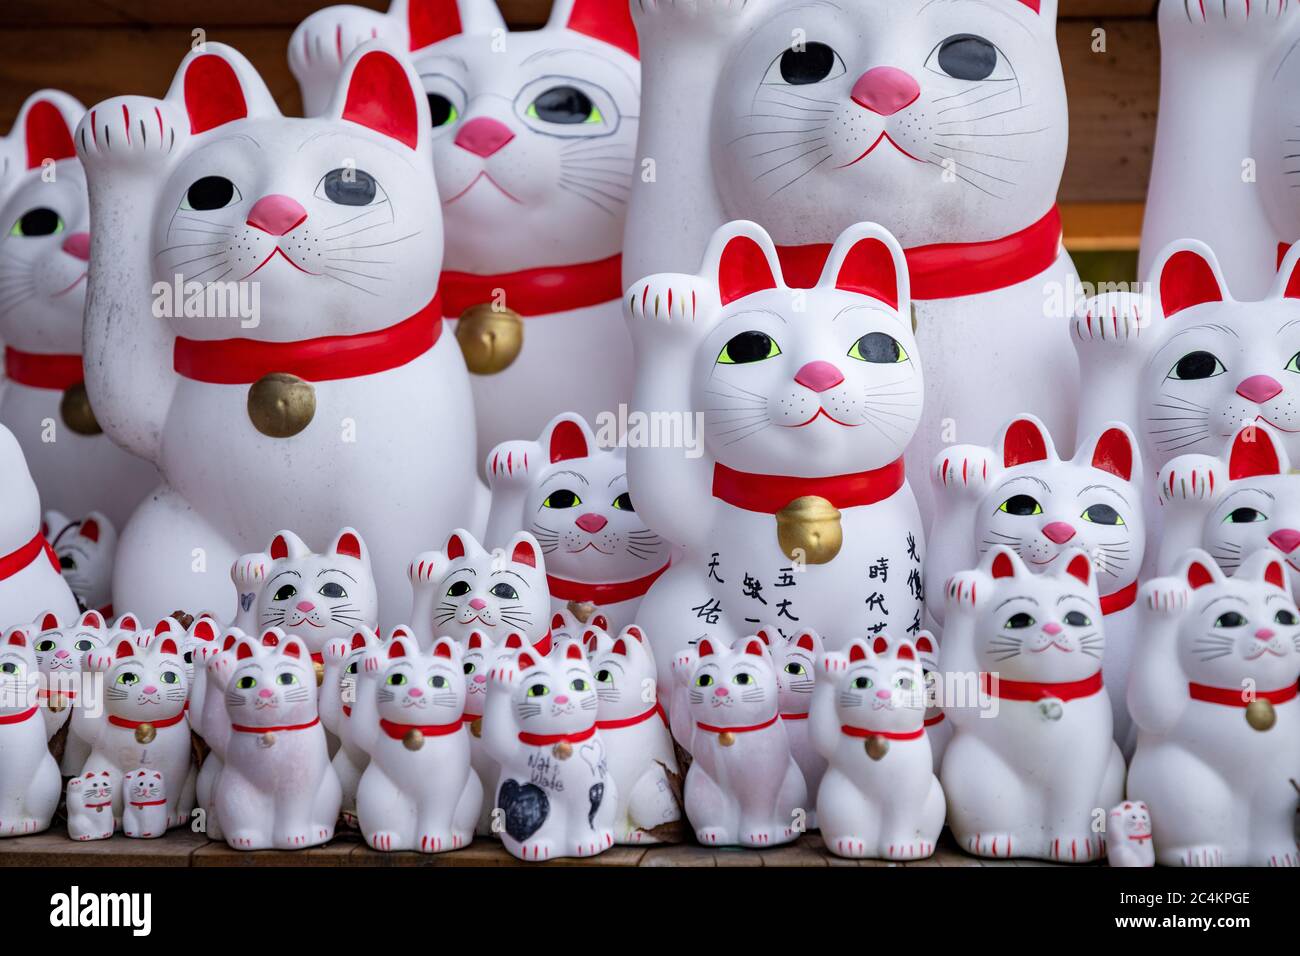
[231,552,271,593]
[488,659,520,687]
[323,638,350,662]
[933,444,996,498]
[76,96,186,172]
[1157,454,1224,506]
[1073,291,1147,348]
[289,5,402,77]
[486,440,542,488]
[1159,0,1299,40]
[819,651,849,679]
[670,648,698,684]
[625,275,718,345]
[943,570,988,610]
[634,0,753,32]
[1141,580,1191,616]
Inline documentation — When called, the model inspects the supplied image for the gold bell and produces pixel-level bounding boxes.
[261,732,276,748]
[553,740,573,760]
[1246,699,1276,732]
[865,735,889,760]
[314,660,325,687]
[455,304,523,375]
[470,718,482,739]
[247,372,316,438]
[403,729,425,752]
[566,601,596,625]
[134,723,156,745]
[775,496,843,564]
[718,731,736,747]
[60,382,102,436]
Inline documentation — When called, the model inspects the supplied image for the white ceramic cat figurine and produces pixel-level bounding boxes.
[76,41,477,624]
[121,767,167,838]
[672,635,805,848]
[408,529,551,650]
[482,638,617,860]
[46,513,116,617]
[320,625,383,826]
[459,628,520,836]
[758,625,826,826]
[349,634,481,852]
[290,0,640,460]
[32,608,108,774]
[915,632,950,770]
[940,546,1125,861]
[627,220,925,693]
[0,626,61,835]
[0,91,157,527]
[812,635,945,860]
[927,414,1145,750]
[1128,551,1300,867]
[587,624,680,844]
[1106,800,1155,868]
[191,628,242,842]
[204,628,341,850]
[628,0,1078,521]
[486,413,674,634]
[65,771,115,841]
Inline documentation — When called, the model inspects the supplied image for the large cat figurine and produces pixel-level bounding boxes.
[627,0,1078,521]
[0,91,157,527]
[290,0,639,461]
[1128,550,1300,867]
[0,626,62,836]
[626,220,924,693]
[45,512,115,617]
[486,413,674,633]
[76,42,477,624]
[940,546,1125,862]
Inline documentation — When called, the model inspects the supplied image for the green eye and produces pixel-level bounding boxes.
[695,674,714,687]
[236,676,256,689]
[387,673,408,686]
[848,332,907,363]
[463,662,476,675]
[427,94,458,127]
[612,492,633,511]
[278,673,297,686]
[1224,507,1266,524]
[161,671,180,685]
[1275,609,1298,625]
[272,584,297,601]
[430,675,448,689]
[117,672,140,685]
[490,583,519,600]
[447,580,471,597]
[10,207,63,237]
[1064,611,1091,627]
[319,582,346,599]
[717,331,780,365]
[526,683,549,697]
[1004,612,1035,629]
[1214,612,1247,628]
[784,663,806,676]
[1081,504,1123,526]
[0,662,18,675]
[570,678,589,692]
[543,489,581,509]
[998,495,1042,516]
[346,662,358,675]
[35,640,56,653]
[595,669,613,683]
[1168,350,1225,380]
[853,676,872,690]
[1287,352,1300,374]
[733,672,754,686]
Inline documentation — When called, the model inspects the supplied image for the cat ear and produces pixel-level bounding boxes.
[1271,239,1300,301]
[795,630,820,654]
[1085,424,1136,483]
[612,638,630,657]
[872,636,889,655]
[432,637,455,660]
[79,610,106,631]
[5,628,28,649]
[564,641,584,661]
[516,651,537,670]
[467,631,484,650]
[329,44,424,151]
[1064,551,1093,588]
[396,0,505,49]
[1181,550,1223,590]
[328,527,368,564]
[915,632,936,657]
[78,517,102,544]
[753,625,777,646]
[260,629,281,647]
[895,641,916,662]
[848,640,869,663]
[388,625,413,641]
[623,626,645,643]
[1153,241,1228,318]
[698,639,716,658]
[999,416,1053,468]
[170,45,277,135]
[37,611,59,632]
[157,637,180,658]
[268,530,311,562]
[548,0,639,59]
[1264,559,1288,591]
[280,638,305,660]
[591,614,609,632]
[706,222,782,306]
[152,619,173,636]
[387,638,407,660]
[542,413,593,463]
[987,546,1023,580]
[816,222,909,313]
[1228,424,1283,479]
[742,638,765,657]
[508,533,541,570]
[236,640,256,661]
[444,531,468,562]
[16,92,81,169]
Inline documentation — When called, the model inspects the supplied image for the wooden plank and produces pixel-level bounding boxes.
[0,829,208,866]
[1061,201,1144,251]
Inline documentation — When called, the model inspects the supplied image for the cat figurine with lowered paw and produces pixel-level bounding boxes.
[65,771,115,841]
[121,768,167,839]
[0,626,61,836]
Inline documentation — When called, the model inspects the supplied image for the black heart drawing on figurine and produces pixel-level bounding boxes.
[240,592,254,613]
[499,779,549,842]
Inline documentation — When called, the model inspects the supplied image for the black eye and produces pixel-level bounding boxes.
[1005,612,1035,629]
[1214,611,1247,628]
[319,582,347,599]
[529,85,597,124]
[322,168,378,206]
[74,639,93,652]
[596,669,613,683]
[1169,350,1225,380]
[35,640,55,652]
[431,675,448,689]
[853,676,872,690]
[13,207,62,237]
[161,671,180,685]
[718,331,780,365]
[734,673,752,685]
[0,663,17,675]
[183,175,238,211]
[543,489,581,509]
[59,555,76,570]
[612,492,634,512]
[490,583,519,601]
[1081,504,1123,526]
[778,42,838,85]
[999,495,1042,517]
[848,332,907,364]
[427,93,457,127]
[935,34,998,81]
[1225,507,1266,524]
[346,662,358,675]
[1275,609,1298,626]
[1064,611,1091,627]
[272,584,297,602]
[447,580,471,597]
[183,651,194,664]
[463,662,475,675]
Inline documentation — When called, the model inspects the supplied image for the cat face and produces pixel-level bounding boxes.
[589,625,657,722]
[88,634,188,724]
[687,636,779,726]
[412,529,549,642]
[0,628,38,717]
[32,609,106,688]
[125,769,164,802]
[335,626,384,714]
[510,640,598,736]
[829,635,926,733]
[375,635,465,725]
[69,771,113,803]
[461,629,499,718]
[712,0,1065,247]
[224,630,316,728]
[915,631,942,721]
[1110,800,1151,839]
[759,626,820,716]
[180,617,220,684]
[256,528,377,654]
[0,91,89,352]
[48,513,115,614]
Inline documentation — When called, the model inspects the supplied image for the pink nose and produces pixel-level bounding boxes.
[61,232,90,261]
[851,67,921,116]
[715,687,729,697]
[875,689,891,700]
[554,695,569,705]
[1236,374,1284,405]
[142,685,158,695]
[258,688,273,698]
[1255,628,1275,641]
[1042,622,1063,636]
[575,513,608,534]
[1269,529,1300,554]
[469,598,488,610]
[473,674,486,684]
[794,361,845,393]
[295,601,314,612]
[454,117,515,158]
[408,688,423,697]
[1042,521,1077,545]
[55,650,70,659]
[246,194,307,236]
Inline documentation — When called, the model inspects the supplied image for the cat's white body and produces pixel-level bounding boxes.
[65,771,115,841]
[486,413,674,634]
[627,221,925,693]
[672,636,805,848]
[459,629,517,836]
[759,626,826,826]
[1106,800,1155,868]
[46,513,116,617]
[915,633,951,770]
[482,639,617,860]
[320,626,383,824]
[76,42,477,625]
[0,626,61,836]
[190,628,240,842]
[32,608,108,774]
[812,636,945,860]
[940,546,1125,861]
[1128,552,1300,867]
[121,767,167,838]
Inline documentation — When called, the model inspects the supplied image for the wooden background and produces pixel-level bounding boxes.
[1,0,1158,251]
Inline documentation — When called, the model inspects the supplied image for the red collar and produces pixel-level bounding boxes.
[547,563,670,605]
[1126,833,1153,843]
[775,206,1061,301]
[0,532,60,581]
[840,723,924,740]
[4,347,83,390]
[712,458,904,514]
[38,688,76,700]
[981,670,1104,703]
[232,716,321,734]
[597,701,668,731]
[379,716,464,740]
[531,631,552,658]
[108,711,187,731]
[696,713,779,735]
[173,292,442,384]
[129,798,166,808]
[518,723,596,746]
[1188,682,1298,708]
[442,254,622,318]
[85,800,112,809]
[1100,581,1138,616]
[0,706,39,725]
[781,711,809,721]
[924,713,945,727]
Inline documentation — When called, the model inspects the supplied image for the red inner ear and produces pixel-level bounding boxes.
[916,636,934,654]
[1091,428,1133,482]
[24,99,77,168]
[445,534,465,561]
[549,419,589,463]
[334,532,362,560]
[388,640,406,659]
[517,652,536,670]
[511,540,537,569]
[79,518,101,543]
[433,640,452,659]
[1229,427,1281,480]
[185,54,249,135]
[698,639,715,658]
[624,627,643,643]
[896,643,915,661]
[1160,249,1224,317]
[743,639,764,656]
[848,642,867,662]
[796,632,815,652]
[41,613,59,631]
[236,642,254,660]
[834,237,898,310]
[612,638,628,656]
[154,619,172,635]
[505,633,524,649]
[872,636,889,654]
[159,638,179,657]
[270,535,290,561]
[718,235,778,306]
[467,632,482,650]
[1187,562,1215,589]
[1283,252,1300,300]
[6,630,26,648]
[592,615,608,630]
[194,620,216,641]
[406,0,465,50]
[1065,554,1092,586]
[1003,418,1049,467]
[566,0,639,59]
[281,641,301,659]
[1016,0,1041,10]
[1265,561,1287,590]
[552,614,565,630]
[342,51,419,151]
[351,633,366,650]
[565,642,583,660]
[261,632,279,647]
[991,552,1015,579]
[115,639,135,658]
[222,635,238,651]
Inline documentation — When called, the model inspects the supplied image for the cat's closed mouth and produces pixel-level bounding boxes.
[835,131,925,169]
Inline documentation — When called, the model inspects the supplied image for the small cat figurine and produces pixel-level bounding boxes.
[626,220,925,693]
[915,632,950,771]
[408,529,551,650]
[486,413,673,634]
[483,638,618,860]
[0,626,61,836]
[459,628,519,836]
[672,635,805,848]
[1128,550,1300,867]
[121,768,167,839]
[190,628,243,842]
[32,608,108,774]
[204,628,341,850]
[940,545,1125,862]
[65,771,115,841]
[45,512,116,617]
[758,626,826,827]
[320,625,384,826]
[1106,800,1155,868]
[349,634,481,852]
[812,635,945,860]
[588,625,680,844]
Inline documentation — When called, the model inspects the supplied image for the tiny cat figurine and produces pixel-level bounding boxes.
[349,634,481,852]
[32,608,108,774]
[0,626,61,836]
[758,626,826,826]
[290,0,640,460]
[0,91,157,527]
[121,768,167,839]
[1106,800,1155,868]
[483,638,617,860]
[1128,550,1300,867]
[76,41,477,624]
[626,220,925,694]
[320,625,384,826]
[672,635,805,848]
[940,546,1124,862]
[65,771,115,841]
[927,414,1145,751]
[588,625,680,844]
[408,529,551,650]
[75,632,194,829]
[486,413,673,634]
[812,636,945,861]
[45,512,116,617]
[204,628,341,850]
[915,633,950,771]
